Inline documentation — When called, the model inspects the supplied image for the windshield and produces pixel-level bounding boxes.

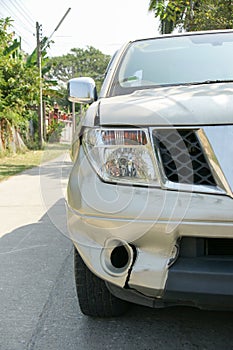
[110,32,233,96]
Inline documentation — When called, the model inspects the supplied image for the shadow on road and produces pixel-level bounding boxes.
[27,246,233,350]
[0,200,72,350]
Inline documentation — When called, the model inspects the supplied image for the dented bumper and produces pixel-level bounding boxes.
[67,147,233,307]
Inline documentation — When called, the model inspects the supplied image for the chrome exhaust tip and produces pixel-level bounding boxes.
[101,238,135,276]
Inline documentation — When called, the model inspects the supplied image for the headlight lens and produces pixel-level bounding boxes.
[82,128,159,186]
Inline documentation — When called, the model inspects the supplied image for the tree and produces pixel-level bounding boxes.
[148,0,195,33]
[47,46,111,94]
[191,0,233,31]
[148,0,233,33]
[0,17,40,153]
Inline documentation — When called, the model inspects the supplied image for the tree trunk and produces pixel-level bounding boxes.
[0,118,27,155]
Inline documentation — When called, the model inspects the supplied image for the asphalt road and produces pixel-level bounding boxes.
[0,152,233,350]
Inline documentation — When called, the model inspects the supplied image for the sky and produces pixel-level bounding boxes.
[0,0,160,57]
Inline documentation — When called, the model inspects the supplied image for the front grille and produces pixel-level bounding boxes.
[207,238,233,256]
[180,237,233,257]
[154,129,216,186]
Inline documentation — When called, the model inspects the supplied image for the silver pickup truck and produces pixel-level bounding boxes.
[66,29,233,317]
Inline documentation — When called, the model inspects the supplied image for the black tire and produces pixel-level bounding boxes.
[74,246,130,317]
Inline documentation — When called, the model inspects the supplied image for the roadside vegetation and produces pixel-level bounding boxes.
[0,143,70,182]
[149,0,233,34]
[0,16,110,180]
[0,17,110,159]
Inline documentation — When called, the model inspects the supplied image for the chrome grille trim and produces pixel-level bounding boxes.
[201,126,233,196]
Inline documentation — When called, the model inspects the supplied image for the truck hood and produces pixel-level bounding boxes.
[99,83,233,126]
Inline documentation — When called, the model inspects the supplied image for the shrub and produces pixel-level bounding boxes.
[46,120,65,143]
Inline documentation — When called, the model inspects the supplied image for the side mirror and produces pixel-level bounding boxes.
[68,77,97,104]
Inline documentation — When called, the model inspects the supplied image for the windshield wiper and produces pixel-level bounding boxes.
[181,79,233,86]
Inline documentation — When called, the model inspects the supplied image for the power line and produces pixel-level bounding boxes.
[0,0,36,53]
[12,0,35,27]
[9,0,35,28]
[0,0,35,34]
[0,0,33,29]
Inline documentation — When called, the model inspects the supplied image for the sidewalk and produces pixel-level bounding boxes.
[0,152,73,350]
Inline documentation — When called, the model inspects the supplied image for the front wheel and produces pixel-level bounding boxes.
[73,246,130,317]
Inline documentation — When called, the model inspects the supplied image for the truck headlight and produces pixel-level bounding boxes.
[82,128,159,186]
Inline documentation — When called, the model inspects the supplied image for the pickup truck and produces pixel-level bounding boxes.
[66,29,233,317]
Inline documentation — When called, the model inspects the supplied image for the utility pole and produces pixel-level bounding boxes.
[36,8,71,149]
[36,22,43,149]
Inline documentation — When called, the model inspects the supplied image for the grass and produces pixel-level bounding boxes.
[0,143,70,182]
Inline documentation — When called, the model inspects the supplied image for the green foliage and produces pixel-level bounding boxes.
[0,16,112,153]
[149,0,191,33]
[0,17,41,154]
[3,38,21,57]
[149,0,233,33]
[1,61,39,118]
[46,46,111,94]
[46,120,65,143]
[191,1,233,31]
[26,36,52,68]
[0,18,40,124]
